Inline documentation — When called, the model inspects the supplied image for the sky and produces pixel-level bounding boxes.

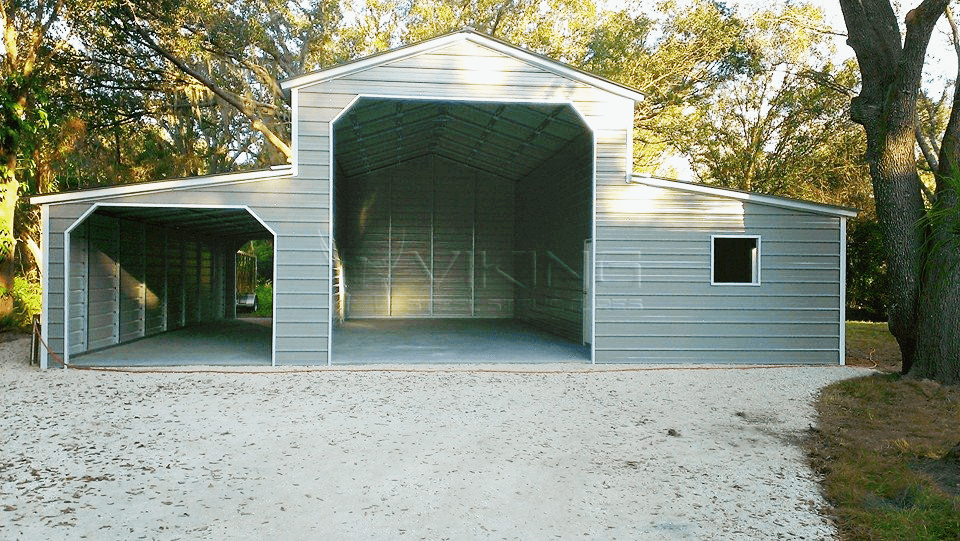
[734,0,957,96]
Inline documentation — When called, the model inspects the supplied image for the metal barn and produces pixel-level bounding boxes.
[32,29,856,368]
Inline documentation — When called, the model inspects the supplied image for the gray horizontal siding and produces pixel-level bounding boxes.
[595,184,842,364]
[595,350,838,364]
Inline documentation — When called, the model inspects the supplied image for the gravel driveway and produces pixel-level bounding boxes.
[0,337,867,539]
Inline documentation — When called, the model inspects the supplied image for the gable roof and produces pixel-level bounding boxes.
[281,28,645,103]
[630,174,858,218]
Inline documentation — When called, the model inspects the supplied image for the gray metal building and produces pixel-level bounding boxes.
[32,29,856,368]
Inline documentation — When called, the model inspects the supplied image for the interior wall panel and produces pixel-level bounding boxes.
[339,156,515,319]
[165,231,185,330]
[67,222,88,354]
[86,213,120,351]
[118,222,146,343]
[184,240,199,324]
[143,227,167,335]
[514,134,592,341]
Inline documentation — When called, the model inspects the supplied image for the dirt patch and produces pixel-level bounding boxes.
[913,457,960,497]
[845,321,902,373]
[0,331,29,344]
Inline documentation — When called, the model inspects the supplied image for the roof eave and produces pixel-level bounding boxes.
[31,166,293,206]
[630,174,859,218]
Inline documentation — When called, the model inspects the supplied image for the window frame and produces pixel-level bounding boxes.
[710,234,761,286]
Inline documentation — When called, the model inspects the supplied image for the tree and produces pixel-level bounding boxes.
[0,0,80,316]
[582,0,758,171]
[89,0,345,164]
[840,0,960,383]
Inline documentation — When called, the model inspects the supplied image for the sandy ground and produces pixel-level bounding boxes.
[0,336,870,540]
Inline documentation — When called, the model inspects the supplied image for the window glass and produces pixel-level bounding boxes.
[713,236,759,284]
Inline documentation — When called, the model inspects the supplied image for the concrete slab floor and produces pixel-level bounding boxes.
[68,318,588,367]
[70,318,272,367]
[332,319,590,364]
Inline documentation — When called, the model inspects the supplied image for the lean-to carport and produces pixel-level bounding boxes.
[60,204,275,367]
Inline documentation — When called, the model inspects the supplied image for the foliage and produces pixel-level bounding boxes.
[583,0,757,170]
[809,372,960,540]
[253,281,273,317]
[239,239,273,284]
[847,220,889,322]
[675,4,862,194]
[0,271,42,330]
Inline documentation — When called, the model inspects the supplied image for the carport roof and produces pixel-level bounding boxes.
[87,206,272,240]
[30,166,292,206]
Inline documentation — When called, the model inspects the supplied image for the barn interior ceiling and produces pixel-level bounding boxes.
[91,207,272,241]
[333,98,589,181]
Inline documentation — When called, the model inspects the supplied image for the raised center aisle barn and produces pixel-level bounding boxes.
[32,29,855,368]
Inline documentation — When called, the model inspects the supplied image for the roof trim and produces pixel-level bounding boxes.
[31,166,293,205]
[281,29,645,103]
[630,174,859,218]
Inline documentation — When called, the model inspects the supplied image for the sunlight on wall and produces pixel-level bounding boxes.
[464,55,508,86]
[601,184,661,215]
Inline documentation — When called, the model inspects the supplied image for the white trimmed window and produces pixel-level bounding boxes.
[711,235,760,285]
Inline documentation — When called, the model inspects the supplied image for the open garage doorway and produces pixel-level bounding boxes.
[331,98,593,363]
[64,205,276,367]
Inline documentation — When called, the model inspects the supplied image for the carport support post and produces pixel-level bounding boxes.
[840,217,846,366]
[62,225,72,367]
[40,204,49,370]
[226,247,237,319]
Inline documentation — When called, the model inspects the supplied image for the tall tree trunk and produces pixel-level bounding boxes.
[839,0,948,373]
[911,56,960,384]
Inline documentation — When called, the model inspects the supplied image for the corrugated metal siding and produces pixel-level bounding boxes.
[43,202,277,361]
[67,222,88,354]
[338,156,514,318]
[144,227,167,335]
[43,177,328,365]
[199,245,214,321]
[118,222,145,342]
[514,135,592,341]
[183,239,200,325]
[86,213,120,351]
[298,41,630,360]
[165,231,185,329]
[433,171,474,317]
[300,38,629,342]
[473,174,515,318]
[594,184,842,364]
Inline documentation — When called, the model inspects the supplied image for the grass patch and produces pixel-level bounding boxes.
[846,321,902,373]
[809,370,960,539]
[253,282,273,317]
